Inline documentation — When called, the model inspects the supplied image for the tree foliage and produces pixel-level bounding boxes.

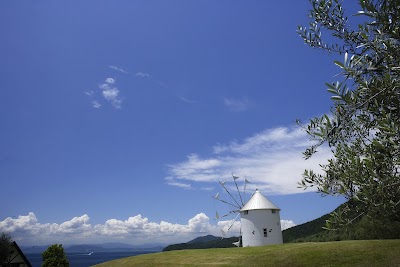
[42,244,69,267]
[298,0,400,229]
[0,233,13,265]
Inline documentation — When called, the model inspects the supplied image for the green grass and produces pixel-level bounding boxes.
[94,239,400,267]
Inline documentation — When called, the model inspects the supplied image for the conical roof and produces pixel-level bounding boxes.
[240,189,280,211]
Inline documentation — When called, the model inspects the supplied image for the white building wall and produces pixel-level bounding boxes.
[240,209,283,247]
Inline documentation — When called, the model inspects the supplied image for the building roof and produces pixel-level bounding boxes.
[240,189,280,211]
[10,241,33,267]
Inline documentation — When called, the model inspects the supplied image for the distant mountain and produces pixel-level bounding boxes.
[66,245,104,252]
[100,242,165,250]
[163,235,239,251]
[20,245,50,254]
[187,235,220,244]
[100,242,136,249]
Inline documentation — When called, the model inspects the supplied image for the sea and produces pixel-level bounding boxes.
[25,251,158,267]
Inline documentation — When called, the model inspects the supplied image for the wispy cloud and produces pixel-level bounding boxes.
[223,97,250,112]
[135,72,151,78]
[178,95,196,104]
[164,176,192,189]
[167,126,330,195]
[84,90,94,96]
[0,212,295,246]
[91,100,101,109]
[108,65,129,74]
[97,77,123,109]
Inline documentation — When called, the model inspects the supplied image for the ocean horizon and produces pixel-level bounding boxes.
[26,250,159,267]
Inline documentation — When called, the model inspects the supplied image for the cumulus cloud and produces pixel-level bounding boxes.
[281,220,296,230]
[167,126,331,195]
[0,212,296,246]
[223,97,250,112]
[135,72,151,78]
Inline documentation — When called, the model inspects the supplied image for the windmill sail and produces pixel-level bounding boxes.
[232,174,244,206]
[243,177,251,202]
[219,180,242,208]
[214,176,250,246]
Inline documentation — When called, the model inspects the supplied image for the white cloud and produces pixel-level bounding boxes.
[105,77,115,84]
[91,100,101,108]
[84,90,94,96]
[135,72,151,78]
[168,154,222,183]
[0,212,296,246]
[200,187,215,191]
[178,95,196,104]
[98,78,123,109]
[164,176,192,189]
[108,65,129,74]
[167,126,331,195]
[223,97,250,112]
[85,77,124,109]
[281,220,296,230]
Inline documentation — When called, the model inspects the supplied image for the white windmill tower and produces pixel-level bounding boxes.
[214,176,283,247]
[240,189,283,246]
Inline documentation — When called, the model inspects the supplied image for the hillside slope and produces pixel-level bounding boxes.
[282,210,330,243]
[283,201,400,242]
[163,235,238,251]
[94,239,400,267]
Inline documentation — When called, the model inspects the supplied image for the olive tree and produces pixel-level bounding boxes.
[297,0,400,228]
[0,233,13,265]
[42,244,69,267]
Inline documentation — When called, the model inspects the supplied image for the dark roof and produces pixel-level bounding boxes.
[12,241,33,267]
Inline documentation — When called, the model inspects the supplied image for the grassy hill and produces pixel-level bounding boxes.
[283,201,400,243]
[94,239,400,267]
[282,209,331,243]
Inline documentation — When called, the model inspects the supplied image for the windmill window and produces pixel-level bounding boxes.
[244,210,248,215]
[271,210,276,214]
[263,228,268,237]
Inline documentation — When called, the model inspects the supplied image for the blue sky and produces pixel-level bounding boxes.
[0,1,354,246]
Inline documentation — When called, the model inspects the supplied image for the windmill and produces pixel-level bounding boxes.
[213,174,251,247]
[214,175,284,247]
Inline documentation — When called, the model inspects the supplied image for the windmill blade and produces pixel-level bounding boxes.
[232,174,244,206]
[214,192,220,200]
[220,228,227,238]
[219,180,242,208]
[213,196,240,209]
[215,211,219,220]
[215,209,240,220]
[219,212,240,239]
[243,177,251,202]
[225,213,240,233]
